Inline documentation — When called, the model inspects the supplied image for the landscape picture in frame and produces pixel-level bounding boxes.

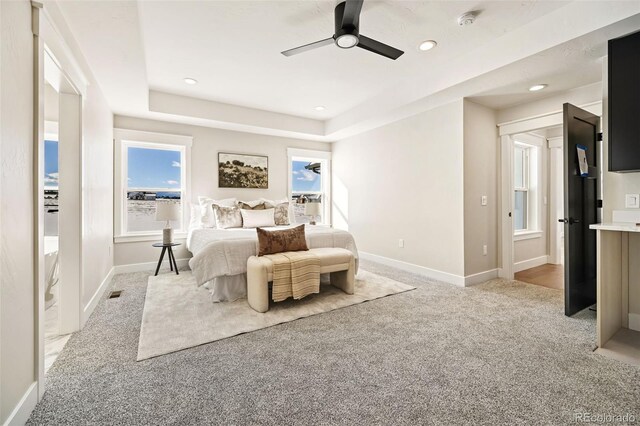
[218,152,268,189]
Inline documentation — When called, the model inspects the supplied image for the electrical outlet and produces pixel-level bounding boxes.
[398,239,404,248]
[481,195,487,206]
[625,194,640,209]
[482,245,487,256]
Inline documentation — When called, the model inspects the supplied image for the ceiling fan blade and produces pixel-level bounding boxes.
[281,37,334,57]
[357,34,404,60]
[341,0,364,29]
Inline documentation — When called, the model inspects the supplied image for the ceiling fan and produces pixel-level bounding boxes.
[281,0,404,60]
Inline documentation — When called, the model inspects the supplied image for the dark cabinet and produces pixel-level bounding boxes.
[608,31,640,172]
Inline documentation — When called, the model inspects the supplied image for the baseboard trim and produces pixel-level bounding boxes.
[359,251,465,287]
[464,269,499,286]
[82,266,115,327]
[513,255,549,273]
[629,313,640,332]
[2,382,37,426]
[113,258,190,275]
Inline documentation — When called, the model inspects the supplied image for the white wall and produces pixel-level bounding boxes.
[45,1,116,320]
[112,116,331,266]
[463,100,498,277]
[81,82,114,310]
[1,1,36,423]
[332,100,466,278]
[497,82,602,124]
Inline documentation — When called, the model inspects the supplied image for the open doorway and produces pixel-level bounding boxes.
[41,50,83,375]
[511,126,565,290]
[43,82,70,372]
[503,116,601,299]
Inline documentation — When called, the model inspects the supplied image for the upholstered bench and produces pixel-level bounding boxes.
[246,247,355,313]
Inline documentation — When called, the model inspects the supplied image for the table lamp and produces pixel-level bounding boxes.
[155,201,181,244]
[305,202,321,225]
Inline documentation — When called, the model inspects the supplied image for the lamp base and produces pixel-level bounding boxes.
[162,228,174,245]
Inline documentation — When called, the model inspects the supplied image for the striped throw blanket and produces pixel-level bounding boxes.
[265,251,320,302]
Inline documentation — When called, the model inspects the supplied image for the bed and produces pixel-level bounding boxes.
[187,225,359,302]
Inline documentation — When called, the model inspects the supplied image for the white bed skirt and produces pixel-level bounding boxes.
[206,275,248,302]
[206,273,333,303]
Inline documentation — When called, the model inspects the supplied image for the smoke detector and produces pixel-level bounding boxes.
[457,12,476,26]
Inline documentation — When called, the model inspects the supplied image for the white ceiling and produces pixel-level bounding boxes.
[137,0,569,119]
[54,0,640,141]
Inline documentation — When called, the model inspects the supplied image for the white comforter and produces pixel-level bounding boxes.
[187,225,359,301]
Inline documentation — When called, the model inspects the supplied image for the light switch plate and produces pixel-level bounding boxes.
[481,195,487,206]
[625,194,640,209]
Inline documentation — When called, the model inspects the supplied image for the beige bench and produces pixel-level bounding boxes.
[246,247,355,313]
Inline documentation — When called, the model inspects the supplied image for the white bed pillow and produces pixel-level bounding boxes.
[188,202,202,229]
[241,208,276,228]
[198,196,237,228]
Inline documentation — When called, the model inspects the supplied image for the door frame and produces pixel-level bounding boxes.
[497,102,602,279]
[34,2,88,400]
[548,136,564,265]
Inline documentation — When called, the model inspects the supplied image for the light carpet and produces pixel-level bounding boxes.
[138,270,415,360]
[28,261,640,425]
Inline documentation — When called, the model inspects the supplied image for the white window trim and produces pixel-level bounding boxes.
[514,230,543,241]
[513,134,543,237]
[287,148,331,226]
[114,128,192,243]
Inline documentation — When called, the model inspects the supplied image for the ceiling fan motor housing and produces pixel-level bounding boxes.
[334,1,359,48]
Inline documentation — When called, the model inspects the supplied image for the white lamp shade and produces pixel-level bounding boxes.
[305,202,321,216]
[155,202,181,222]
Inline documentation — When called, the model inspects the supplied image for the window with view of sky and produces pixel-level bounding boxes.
[45,140,59,188]
[291,160,321,192]
[127,147,181,189]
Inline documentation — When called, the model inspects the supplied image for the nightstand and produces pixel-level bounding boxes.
[152,242,181,276]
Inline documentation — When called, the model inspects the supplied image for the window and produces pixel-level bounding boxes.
[44,139,59,236]
[287,148,331,225]
[514,145,529,231]
[513,138,541,236]
[115,129,192,240]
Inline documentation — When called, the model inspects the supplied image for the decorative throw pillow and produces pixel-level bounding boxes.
[239,200,266,210]
[256,224,308,256]
[241,208,275,228]
[198,197,237,228]
[213,205,243,229]
[263,200,290,226]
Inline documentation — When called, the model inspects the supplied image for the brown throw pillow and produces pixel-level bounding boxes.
[239,201,266,210]
[256,225,308,256]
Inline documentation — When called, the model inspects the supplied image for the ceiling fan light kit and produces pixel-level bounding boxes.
[281,0,404,60]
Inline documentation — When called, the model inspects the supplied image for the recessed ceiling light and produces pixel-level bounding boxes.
[183,78,198,85]
[314,106,326,111]
[529,84,547,92]
[418,40,437,51]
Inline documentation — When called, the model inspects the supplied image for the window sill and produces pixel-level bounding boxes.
[114,232,188,244]
[514,230,542,241]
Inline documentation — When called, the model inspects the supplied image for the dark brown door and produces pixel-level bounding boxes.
[562,103,600,316]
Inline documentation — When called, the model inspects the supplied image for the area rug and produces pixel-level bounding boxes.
[137,270,415,360]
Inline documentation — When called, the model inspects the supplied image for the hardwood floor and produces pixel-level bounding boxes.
[515,264,563,290]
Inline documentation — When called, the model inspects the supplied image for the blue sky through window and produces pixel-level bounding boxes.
[292,160,321,192]
[127,147,181,189]
[44,140,59,188]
